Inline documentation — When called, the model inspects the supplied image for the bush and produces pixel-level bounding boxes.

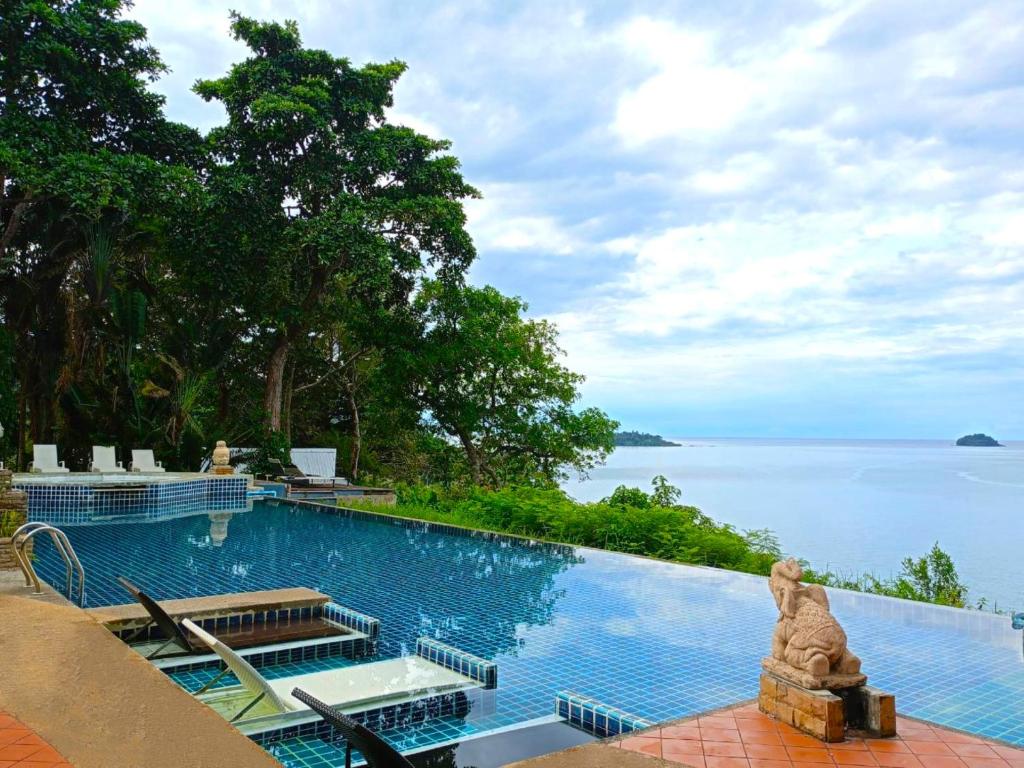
[342,480,980,609]
[345,477,780,576]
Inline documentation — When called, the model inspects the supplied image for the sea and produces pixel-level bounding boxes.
[562,438,1023,612]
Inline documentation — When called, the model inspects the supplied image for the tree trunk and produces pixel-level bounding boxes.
[455,427,483,485]
[263,334,290,432]
[283,361,295,443]
[345,377,360,481]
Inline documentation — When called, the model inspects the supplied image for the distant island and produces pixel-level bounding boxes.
[614,431,681,447]
[955,433,1003,447]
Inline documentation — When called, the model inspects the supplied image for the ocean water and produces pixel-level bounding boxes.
[563,438,1024,611]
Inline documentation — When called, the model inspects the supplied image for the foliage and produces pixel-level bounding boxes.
[613,431,680,447]
[0,3,613,485]
[394,282,618,486]
[0,509,23,538]
[805,543,970,608]
[345,477,781,576]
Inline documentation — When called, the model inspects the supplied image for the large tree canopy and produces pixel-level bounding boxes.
[0,2,617,488]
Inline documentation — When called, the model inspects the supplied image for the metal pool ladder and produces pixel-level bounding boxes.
[11,522,86,606]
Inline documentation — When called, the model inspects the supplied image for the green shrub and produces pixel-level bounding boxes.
[0,509,24,538]
[342,479,980,609]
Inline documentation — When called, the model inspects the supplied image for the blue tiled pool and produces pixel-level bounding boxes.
[32,500,1024,761]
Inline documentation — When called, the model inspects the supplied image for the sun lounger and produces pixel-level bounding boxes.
[181,619,479,727]
[129,449,165,472]
[291,687,415,768]
[91,445,126,473]
[29,444,69,473]
[116,577,349,659]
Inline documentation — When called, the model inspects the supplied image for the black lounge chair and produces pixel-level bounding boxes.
[116,576,350,659]
[291,687,414,768]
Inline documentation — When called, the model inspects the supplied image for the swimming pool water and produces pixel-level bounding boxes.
[33,500,1024,757]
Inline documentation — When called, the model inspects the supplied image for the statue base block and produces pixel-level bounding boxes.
[210,466,235,476]
[762,658,866,690]
[759,672,896,743]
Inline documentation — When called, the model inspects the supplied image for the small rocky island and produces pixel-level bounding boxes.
[955,433,1002,447]
[613,431,680,447]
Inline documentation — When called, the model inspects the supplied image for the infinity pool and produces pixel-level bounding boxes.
[32,500,1024,763]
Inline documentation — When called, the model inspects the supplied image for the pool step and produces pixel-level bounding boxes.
[555,691,652,737]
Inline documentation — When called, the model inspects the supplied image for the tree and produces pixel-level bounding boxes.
[193,14,477,435]
[399,281,617,485]
[0,0,201,462]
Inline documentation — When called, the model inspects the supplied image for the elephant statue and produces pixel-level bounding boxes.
[769,558,861,679]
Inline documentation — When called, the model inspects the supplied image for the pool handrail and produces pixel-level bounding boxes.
[290,686,415,768]
[12,522,85,606]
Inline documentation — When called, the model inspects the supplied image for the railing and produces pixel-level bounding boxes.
[11,522,86,606]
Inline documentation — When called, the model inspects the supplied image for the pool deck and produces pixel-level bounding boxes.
[0,593,281,768]
[511,703,1024,768]
[87,586,329,629]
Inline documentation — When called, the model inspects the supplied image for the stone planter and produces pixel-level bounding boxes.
[0,466,29,570]
[0,536,30,570]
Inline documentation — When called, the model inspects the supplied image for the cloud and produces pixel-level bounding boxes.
[128,0,1024,437]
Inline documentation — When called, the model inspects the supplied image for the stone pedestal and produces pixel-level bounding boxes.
[211,466,235,476]
[0,467,28,571]
[759,672,896,742]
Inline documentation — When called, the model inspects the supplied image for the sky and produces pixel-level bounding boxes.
[129,0,1024,439]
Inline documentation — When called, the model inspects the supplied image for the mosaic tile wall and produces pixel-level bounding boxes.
[556,691,652,737]
[18,476,247,524]
[416,637,498,689]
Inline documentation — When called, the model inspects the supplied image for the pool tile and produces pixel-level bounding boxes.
[30,500,1024,765]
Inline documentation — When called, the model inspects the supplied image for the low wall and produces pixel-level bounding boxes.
[15,475,248,524]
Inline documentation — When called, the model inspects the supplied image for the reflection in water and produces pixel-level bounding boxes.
[207,511,233,547]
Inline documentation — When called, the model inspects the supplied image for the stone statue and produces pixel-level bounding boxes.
[212,441,230,467]
[767,558,862,685]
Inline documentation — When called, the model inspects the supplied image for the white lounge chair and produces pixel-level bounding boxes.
[130,449,165,473]
[29,444,69,473]
[181,619,478,729]
[91,445,126,473]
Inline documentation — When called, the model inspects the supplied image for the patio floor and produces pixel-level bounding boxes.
[0,711,71,767]
[612,704,1024,768]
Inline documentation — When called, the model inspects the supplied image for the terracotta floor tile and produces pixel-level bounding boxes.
[704,756,751,768]
[873,754,925,768]
[991,749,1024,761]
[0,761,14,768]
[621,736,663,758]
[662,725,703,740]
[903,732,944,743]
[745,745,791,760]
[915,757,967,768]
[831,741,870,752]
[701,716,739,729]
[0,732,30,749]
[949,746,1001,759]
[784,734,829,749]
[831,749,879,766]
[0,744,45,762]
[13,734,47,747]
[872,742,914,754]
[705,742,749,758]
[907,742,957,756]
[787,747,835,764]
[957,758,1011,768]
[20,746,64,763]
[749,760,795,768]
[740,719,782,733]
[742,731,785,746]
[939,734,985,745]
[703,728,744,743]
[663,740,708,759]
